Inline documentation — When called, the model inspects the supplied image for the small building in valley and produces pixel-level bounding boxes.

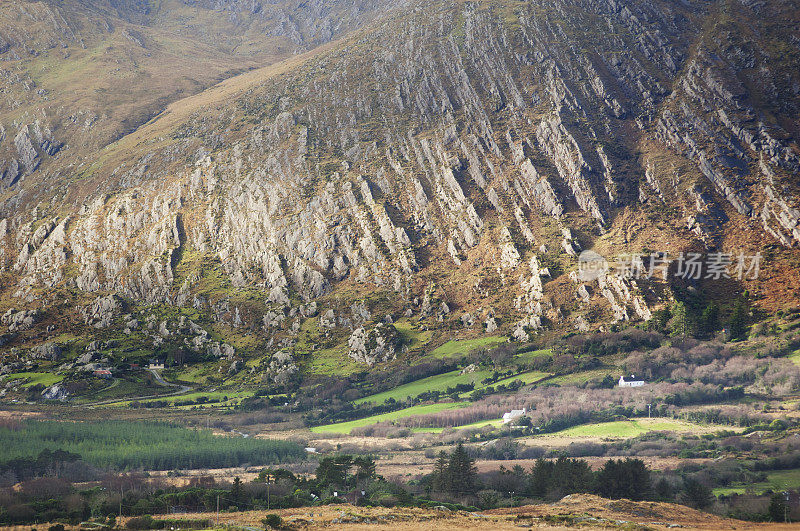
[502,407,527,424]
[618,375,645,388]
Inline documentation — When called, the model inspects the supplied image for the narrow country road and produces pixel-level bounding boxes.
[88,369,193,406]
[146,368,192,393]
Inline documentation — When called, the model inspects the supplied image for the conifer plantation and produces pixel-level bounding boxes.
[0,420,304,470]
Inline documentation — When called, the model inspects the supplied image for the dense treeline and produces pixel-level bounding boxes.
[2,443,798,525]
[426,445,654,502]
[0,451,657,524]
[561,329,664,357]
[0,455,387,525]
[0,449,83,484]
[0,420,304,471]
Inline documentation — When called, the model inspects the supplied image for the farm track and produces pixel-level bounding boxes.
[86,369,193,407]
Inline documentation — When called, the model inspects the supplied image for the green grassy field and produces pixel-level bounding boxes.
[547,368,614,386]
[787,350,800,367]
[470,370,550,392]
[514,348,553,363]
[544,418,736,439]
[3,372,64,388]
[310,402,468,434]
[713,469,800,496]
[306,343,363,377]
[426,336,506,359]
[394,319,433,349]
[355,369,493,405]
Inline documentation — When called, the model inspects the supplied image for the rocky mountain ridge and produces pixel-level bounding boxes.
[0,0,799,371]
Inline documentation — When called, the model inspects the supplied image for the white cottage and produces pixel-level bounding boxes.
[502,408,527,424]
[618,375,645,388]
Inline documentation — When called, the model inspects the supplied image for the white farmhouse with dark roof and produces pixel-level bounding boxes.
[618,375,645,388]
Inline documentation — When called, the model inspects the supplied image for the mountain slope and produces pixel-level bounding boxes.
[0,0,799,377]
[0,0,401,198]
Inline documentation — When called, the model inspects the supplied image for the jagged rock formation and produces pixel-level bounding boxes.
[30,342,62,361]
[267,350,299,385]
[41,384,69,401]
[0,0,799,363]
[348,324,402,366]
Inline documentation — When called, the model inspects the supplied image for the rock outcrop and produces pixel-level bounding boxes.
[30,342,62,360]
[348,323,402,366]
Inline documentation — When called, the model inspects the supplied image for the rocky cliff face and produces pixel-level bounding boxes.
[0,0,799,367]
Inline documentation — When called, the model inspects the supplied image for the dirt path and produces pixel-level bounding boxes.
[87,369,193,406]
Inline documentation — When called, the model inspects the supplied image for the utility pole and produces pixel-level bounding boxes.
[647,404,652,419]
[216,494,219,527]
[266,475,271,511]
[785,491,790,523]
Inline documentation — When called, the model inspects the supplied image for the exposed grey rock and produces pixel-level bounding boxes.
[30,342,62,360]
[351,301,371,326]
[42,384,68,400]
[0,0,796,349]
[207,342,235,359]
[82,295,122,328]
[577,284,590,303]
[348,323,401,366]
[268,350,298,385]
[460,363,478,374]
[263,308,286,329]
[76,351,96,365]
[14,128,40,173]
[301,301,318,317]
[319,308,336,329]
[574,315,591,332]
[2,308,37,332]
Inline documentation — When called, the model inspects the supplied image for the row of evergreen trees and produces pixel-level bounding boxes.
[428,447,661,502]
